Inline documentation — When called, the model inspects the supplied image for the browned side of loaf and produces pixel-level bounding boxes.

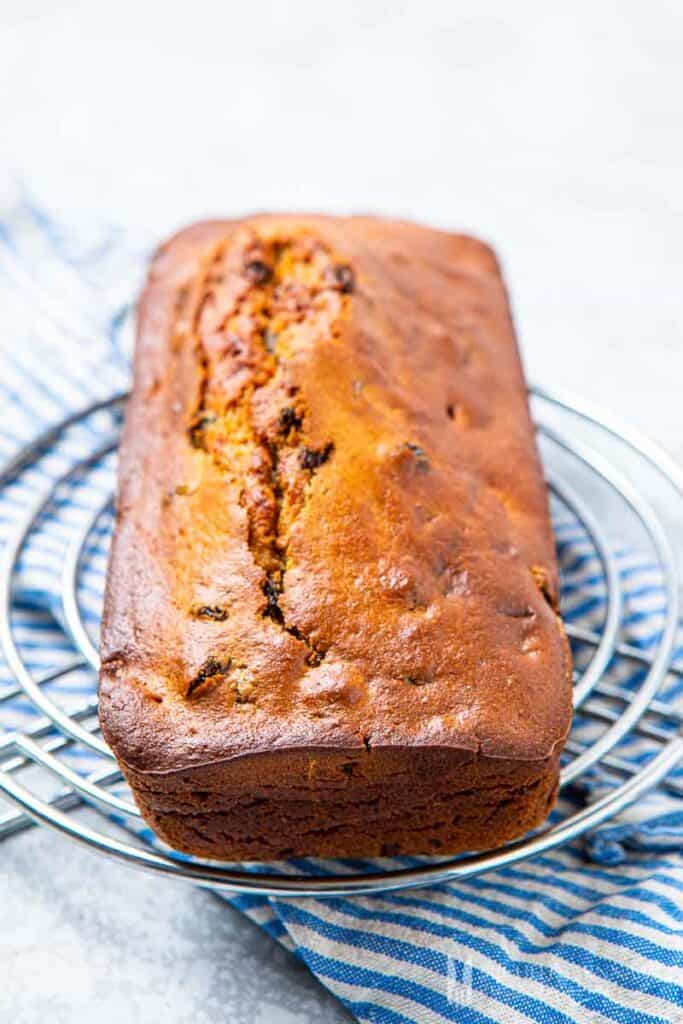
[121,747,560,860]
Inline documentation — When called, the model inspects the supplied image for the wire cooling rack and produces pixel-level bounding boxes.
[0,386,682,898]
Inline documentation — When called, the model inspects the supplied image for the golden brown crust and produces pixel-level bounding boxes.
[99,214,572,860]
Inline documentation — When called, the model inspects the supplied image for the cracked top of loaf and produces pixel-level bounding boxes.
[99,215,572,775]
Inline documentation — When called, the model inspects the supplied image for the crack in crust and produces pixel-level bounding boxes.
[185,229,352,672]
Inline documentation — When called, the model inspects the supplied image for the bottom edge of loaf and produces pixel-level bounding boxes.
[126,758,560,861]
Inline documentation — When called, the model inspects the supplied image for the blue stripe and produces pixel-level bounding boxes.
[326,893,683,1000]
[563,595,607,621]
[278,902,674,1022]
[558,551,604,575]
[394,848,683,922]
[530,854,683,900]
[622,609,666,630]
[297,940,671,1024]
[452,872,682,938]
[301,945,523,1024]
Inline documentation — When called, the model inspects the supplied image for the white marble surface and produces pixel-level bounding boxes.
[1,2,682,1021]
[0,828,352,1023]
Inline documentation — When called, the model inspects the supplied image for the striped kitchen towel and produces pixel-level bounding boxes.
[0,196,682,1024]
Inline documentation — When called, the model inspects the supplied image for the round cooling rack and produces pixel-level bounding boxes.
[0,386,682,898]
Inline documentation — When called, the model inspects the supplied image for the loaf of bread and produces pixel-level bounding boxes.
[99,215,572,861]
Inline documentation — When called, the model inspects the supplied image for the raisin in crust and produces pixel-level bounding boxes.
[99,215,572,860]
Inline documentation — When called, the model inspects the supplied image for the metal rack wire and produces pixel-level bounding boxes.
[0,386,681,898]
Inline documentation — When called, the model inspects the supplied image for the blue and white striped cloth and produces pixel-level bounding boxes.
[1,197,682,1024]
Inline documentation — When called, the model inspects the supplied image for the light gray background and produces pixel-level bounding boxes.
[1,2,682,1022]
